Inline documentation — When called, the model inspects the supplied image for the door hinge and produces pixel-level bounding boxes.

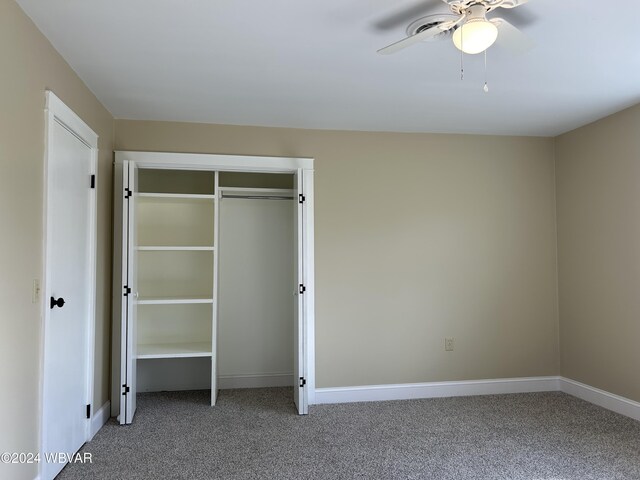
[122,384,130,396]
[298,194,305,204]
[90,174,96,189]
[299,377,306,388]
[123,286,131,296]
[86,404,91,419]
[299,284,306,295]
[124,188,132,199]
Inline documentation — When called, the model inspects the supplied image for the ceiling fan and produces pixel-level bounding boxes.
[377,0,533,56]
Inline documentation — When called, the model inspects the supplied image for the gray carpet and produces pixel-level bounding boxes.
[58,389,640,479]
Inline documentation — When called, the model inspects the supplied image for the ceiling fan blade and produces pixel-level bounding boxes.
[374,0,447,31]
[492,17,534,54]
[377,18,461,55]
[499,0,530,8]
[377,28,442,55]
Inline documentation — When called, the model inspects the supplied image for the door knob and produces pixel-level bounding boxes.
[50,297,65,309]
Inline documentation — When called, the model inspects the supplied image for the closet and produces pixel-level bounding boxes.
[111,151,314,424]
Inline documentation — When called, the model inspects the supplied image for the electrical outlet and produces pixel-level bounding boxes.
[32,279,41,304]
[445,337,454,352]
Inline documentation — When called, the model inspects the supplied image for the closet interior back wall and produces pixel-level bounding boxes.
[217,179,295,389]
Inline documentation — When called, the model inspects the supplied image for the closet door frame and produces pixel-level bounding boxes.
[114,151,316,408]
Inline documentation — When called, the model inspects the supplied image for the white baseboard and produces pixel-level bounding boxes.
[218,373,293,389]
[559,377,640,422]
[314,376,561,405]
[89,401,111,440]
[313,376,640,424]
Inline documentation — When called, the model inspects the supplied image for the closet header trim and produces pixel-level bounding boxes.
[115,151,313,172]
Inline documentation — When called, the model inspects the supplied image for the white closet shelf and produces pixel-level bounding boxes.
[138,193,215,200]
[137,246,215,251]
[137,342,212,359]
[219,187,294,194]
[137,297,214,305]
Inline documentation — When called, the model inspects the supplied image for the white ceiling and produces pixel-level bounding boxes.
[16,0,640,136]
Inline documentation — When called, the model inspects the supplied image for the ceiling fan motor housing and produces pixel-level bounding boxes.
[447,0,505,16]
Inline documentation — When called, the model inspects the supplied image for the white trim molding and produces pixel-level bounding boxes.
[314,376,640,424]
[218,373,293,390]
[115,150,312,172]
[90,401,111,440]
[45,91,98,149]
[559,377,640,422]
[314,376,561,405]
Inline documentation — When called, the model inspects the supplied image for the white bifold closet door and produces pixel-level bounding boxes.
[113,160,138,425]
[293,172,307,414]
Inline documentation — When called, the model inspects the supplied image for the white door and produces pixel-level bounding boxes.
[117,161,138,424]
[293,171,308,414]
[42,93,97,480]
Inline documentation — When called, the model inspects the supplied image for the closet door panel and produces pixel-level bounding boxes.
[125,161,138,424]
[111,161,125,420]
[211,172,219,406]
[113,160,138,425]
[293,171,305,414]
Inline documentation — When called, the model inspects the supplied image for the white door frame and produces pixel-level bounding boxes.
[114,151,316,406]
[40,91,98,472]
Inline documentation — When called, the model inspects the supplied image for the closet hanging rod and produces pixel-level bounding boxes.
[221,194,294,200]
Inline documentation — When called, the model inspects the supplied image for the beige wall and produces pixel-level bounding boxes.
[0,1,113,478]
[2,0,638,474]
[115,120,560,388]
[556,103,640,403]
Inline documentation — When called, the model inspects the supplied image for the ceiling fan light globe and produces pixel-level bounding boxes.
[452,19,498,55]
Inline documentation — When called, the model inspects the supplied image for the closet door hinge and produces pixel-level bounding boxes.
[86,404,91,419]
[124,188,132,199]
[299,284,306,295]
[298,194,305,204]
[122,384,130,396]
[123,286,131,296]
[299,377,306,388]
[90,174,96,189]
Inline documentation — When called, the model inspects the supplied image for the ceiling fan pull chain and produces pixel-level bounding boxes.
[460,27,464,81]
[483,49,489,93]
